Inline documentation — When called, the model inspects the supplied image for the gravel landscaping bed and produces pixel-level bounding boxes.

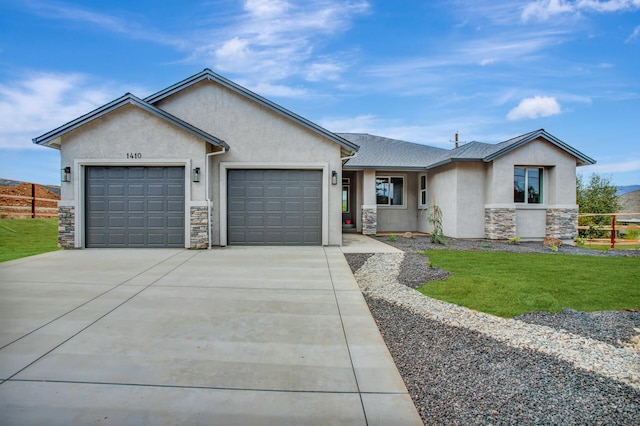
[344,235,640,425]
[367,296,640,425]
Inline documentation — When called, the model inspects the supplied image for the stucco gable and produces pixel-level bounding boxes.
[144,69,359,156]
[33,93,229,150]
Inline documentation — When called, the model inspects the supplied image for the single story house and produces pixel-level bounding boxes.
[34,69,595,248]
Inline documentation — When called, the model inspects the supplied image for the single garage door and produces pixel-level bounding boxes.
[85,166,185,248]
[227,169,322,245]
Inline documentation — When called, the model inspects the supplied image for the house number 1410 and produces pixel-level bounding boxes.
[126,153,142,159]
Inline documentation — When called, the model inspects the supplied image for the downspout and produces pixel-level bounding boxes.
[340,152,357,162]
[205,148,227,249]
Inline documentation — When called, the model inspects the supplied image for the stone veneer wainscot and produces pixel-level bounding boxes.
[58,206,75,249]
[484,207,516,240]
[546,208,578,240]
[361,206,377,236]
[190,206,208,249]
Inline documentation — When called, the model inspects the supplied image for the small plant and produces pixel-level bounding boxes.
[389,234,396,242]
[573,236,585,246]
[406,244,413,248]
[479,243,493,249]
[426,204,446,245]
[548,244,559,252]
[427,260,433,269]
[508,236,521,245]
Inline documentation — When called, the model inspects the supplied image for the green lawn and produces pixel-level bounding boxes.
[0,218,60,262]
[418,250,640,318]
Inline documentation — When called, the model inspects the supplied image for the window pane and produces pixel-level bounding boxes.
[420,175,426,190]
[514,168,525,203]
[390,177,403,205]
[342,186,349,212]
[376,178,389,205]
[421,191,427,205]
[528,168,542,204]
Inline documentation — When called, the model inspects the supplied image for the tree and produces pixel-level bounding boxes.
[577,173,621,238]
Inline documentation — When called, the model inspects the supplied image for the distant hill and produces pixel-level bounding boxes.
[617,185,640,196]
[0,178,60,196]
[619,189,640,221]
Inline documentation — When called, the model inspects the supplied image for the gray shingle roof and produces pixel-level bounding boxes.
[338,133,448,169]
[340,129,595,169]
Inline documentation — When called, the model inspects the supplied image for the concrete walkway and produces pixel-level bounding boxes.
[0,247,421,425]
[341,233,403,254]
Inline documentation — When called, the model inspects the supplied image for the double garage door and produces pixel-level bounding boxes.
[85,166,185,248]
[85,167,322,247]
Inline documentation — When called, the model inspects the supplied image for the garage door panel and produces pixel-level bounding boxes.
[248,201,265,211]
[86,166,184,248]
[304,201,319,211]
[285,201,301,211]
[147,200,165,212]
[147,185,164,196]
[108,201,125,212]
[303,216,321,227]
[128,185,145,196]
[266,201,283,211]
[167,200,183,212]
[227,169,321,245]
[167,184,183,196]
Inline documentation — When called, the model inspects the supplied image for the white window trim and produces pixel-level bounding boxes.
[375,174,407,209]
[418,173,428,209]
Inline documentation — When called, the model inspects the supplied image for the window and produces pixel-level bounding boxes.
[342,178,350,213]
[376,176,404,206]
[514,167,543,204]
[419,174,427,207]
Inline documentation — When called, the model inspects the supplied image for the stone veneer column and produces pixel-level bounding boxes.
[484,207,516,240]
[190,206,209,249]
[361,205,377,236]
[58,206,75,249]
[546,208,578,240]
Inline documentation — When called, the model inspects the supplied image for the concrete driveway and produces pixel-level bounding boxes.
[0,246,421,425]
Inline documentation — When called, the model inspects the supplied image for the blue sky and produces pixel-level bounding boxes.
[1,0,639,186]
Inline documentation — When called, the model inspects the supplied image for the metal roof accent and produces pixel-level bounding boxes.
[340,129,596,169]
[144,69,359,155]
[33,93,229,150]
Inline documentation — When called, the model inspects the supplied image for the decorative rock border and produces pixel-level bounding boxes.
[354,252,640,390]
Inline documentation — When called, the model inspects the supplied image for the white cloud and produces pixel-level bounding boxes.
[0,73,120,149]
[194,0,370,90]
[507,96,562,120]
[626,25,640,42]
[581,159,640,174]
[522,0,640,21]
[25,1,185,48]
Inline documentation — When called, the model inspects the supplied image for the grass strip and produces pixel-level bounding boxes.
[418,250,639,318]
[0,218,60,262]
